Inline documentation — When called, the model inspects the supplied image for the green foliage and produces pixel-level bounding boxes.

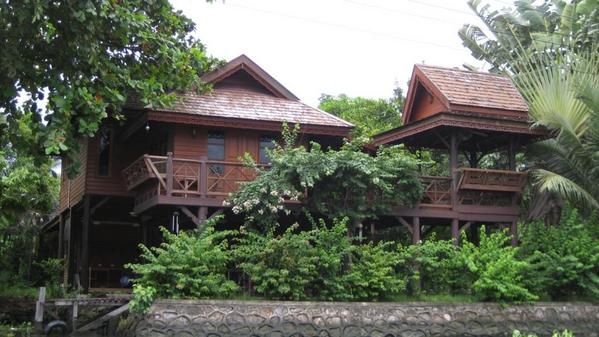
[460,0,598,73]
[0,322,33,337]
[0,0,221,167]
[341,241,406,301]
[513,49,599,213]
[127,218,238,313]
[229,124,423,229]
[460,226,537,302]
[235,218,404,301]
[31,258,63,286]
[318,89,404,137]
[129,284,157,315]
[397,236,466,295]
[519,208,599,300]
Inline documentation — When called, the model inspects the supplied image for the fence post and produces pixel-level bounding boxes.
[199,155,208,198]
[34,287,46,331]
[166,152,173,196]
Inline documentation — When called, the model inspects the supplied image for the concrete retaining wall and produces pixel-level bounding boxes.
[118,300,599,337]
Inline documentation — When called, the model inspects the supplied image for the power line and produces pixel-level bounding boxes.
[227,2,468,52]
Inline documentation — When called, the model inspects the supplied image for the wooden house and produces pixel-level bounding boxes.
[372,64,546,245]
[45,55,354,290]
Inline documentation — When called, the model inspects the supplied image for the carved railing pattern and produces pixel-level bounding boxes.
[123,154,266,203]
[420,176,452,205]
[458,168,527,192]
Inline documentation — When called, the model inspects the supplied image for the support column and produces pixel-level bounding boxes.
[58,214,64,259]
[197,206,208,226]
[80,196,90,293]
[508,138,516,170]
[451,219,460,246]
[412,217,420,244]
[449,132,458,208]
[510,221,518,247]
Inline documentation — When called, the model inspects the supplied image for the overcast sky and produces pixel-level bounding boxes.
[171,0,508,106]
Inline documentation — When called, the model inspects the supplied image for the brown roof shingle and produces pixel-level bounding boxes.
[149,88,353,129]
[416,64,529,112]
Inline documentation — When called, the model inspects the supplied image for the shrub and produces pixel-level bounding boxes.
[397,236,467,295]
[235,218,405,301]
[460,226,537,302]
[127,218,238,313]
[519,208,599,300]
[341,241,406,301]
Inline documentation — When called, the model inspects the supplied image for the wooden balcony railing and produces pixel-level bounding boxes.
[122,153,267,202]
[458,168,527,192]
[418,169,527,208]
[420,176,452,206]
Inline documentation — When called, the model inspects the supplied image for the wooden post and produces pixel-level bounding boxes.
[449,132,458,209]
[508,138,516,171]
[451,219,460,246]
[34,287,46,331]
[199,155,208,197]
[58,214,64,260]
[510,221,518,246]
[412,217,420,244]
[166,152,173,196]
[81,196,90,293]
[370,223,376,236]
[72,300,79,331]
[197,206,208,227]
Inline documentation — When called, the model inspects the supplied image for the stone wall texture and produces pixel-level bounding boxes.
[118,300,599,337]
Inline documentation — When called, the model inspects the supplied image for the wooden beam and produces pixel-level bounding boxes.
[508,138,516,170]
[510,221,518,247]
[432,130,450,149]
[451,219,459,246]
[178,206,200,226]
[396,216,412,234]
[449,131,458,209]
[58,214,64,260]
[118,113,147,142]
[166,152,173,196]
[77,304,129,332]
[412,217,421,244]
[34,287,46,332]
[81,195,90,293]
[460,221,473,233]
[90,197,110,215]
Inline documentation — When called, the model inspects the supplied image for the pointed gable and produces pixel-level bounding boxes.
[202,54,299,100]
[402,64,529,125]
[142,54,353,134]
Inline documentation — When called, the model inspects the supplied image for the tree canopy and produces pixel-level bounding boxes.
[0,0,220,169]
[318,87,404,137]
[460,0,599,73]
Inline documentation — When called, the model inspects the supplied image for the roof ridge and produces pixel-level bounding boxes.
[415,64,509,78]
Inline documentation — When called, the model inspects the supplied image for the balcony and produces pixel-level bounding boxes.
[122,154,265,213]
[417,168,527,213]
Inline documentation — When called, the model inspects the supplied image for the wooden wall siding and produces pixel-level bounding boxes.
[411,86,447,122]
[85,126,145,197]
[173,125,207,159]
[214,69,274,96]
[173,125,262,161]
[59,138,88,212]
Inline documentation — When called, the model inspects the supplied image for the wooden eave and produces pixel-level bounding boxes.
[146,110,352,137]
[373,112,548,148]
[201,54,299,100]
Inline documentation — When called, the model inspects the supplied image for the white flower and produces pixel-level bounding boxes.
[232,206,241,214]
[270,190,278,196]
[258,209,264,215]
[222,200,230,206]
[373,177,380,184]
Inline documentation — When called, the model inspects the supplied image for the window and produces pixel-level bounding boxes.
[259,135,275,164]
[98,128,112,176]
[208,131,225,174]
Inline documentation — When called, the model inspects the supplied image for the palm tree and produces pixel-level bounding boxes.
[460,0,599,73]
[512,48,599,213]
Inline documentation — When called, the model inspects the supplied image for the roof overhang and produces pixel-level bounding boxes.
[373,112,548,151]
[146,110,352,137]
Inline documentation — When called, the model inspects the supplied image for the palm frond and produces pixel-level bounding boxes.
[533,169,599,212]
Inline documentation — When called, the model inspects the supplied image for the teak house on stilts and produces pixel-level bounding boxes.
[372,64,546,246]
[42,58,544,292]
[43,55,353,291]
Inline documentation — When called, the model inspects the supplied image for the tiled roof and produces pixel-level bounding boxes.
[417,64,529,112]
[148,88,354,128]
